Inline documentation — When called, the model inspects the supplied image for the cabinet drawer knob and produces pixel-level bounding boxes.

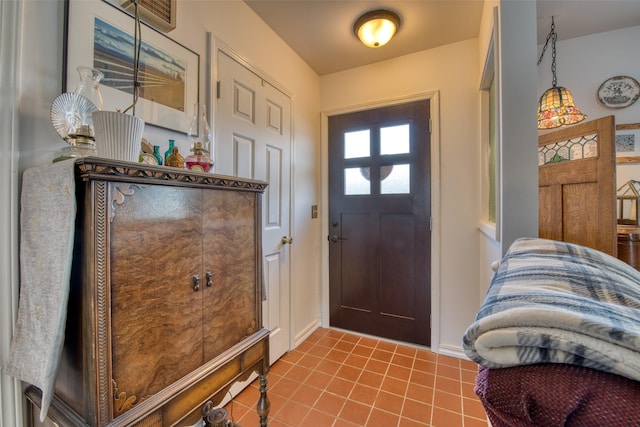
[206,271,213,287]
[192,275,200,292]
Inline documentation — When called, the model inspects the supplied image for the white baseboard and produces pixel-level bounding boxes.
[293,318,321,348]
[437,343,470,360]
[294,321,470,363]
[328,327,434,354]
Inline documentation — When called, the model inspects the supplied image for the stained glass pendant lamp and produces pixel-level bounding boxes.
[537,17,586,130]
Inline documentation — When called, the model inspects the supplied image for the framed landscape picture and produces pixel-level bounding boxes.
[65,0,199,133]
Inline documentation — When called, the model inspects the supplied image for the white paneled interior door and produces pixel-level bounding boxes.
[216,49,291,364]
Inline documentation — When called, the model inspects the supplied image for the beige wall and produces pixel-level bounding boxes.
[312,0,538,355]
[177,0,325,347]
[319,38,482,355]
[17,0,324,349]
[4,1,322,425]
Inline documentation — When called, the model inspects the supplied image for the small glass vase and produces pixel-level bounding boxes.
[75,66,104,110]
[153,145,164,165]
[71,66,104,139]
[164,139,175,164]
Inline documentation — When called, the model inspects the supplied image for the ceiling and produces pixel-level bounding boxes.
[244,0,640,76]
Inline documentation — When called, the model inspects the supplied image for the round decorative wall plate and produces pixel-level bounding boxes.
[597,75,640,108]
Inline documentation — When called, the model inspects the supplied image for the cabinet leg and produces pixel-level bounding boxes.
[257,374,270,427]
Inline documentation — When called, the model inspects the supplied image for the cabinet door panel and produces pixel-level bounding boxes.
[202,190,258,360]
[109,185,203,400]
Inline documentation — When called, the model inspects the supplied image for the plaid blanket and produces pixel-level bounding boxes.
[463,238,640,382]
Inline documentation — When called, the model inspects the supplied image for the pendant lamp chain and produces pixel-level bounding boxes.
[537,17,557,88]
[536,16,586,130]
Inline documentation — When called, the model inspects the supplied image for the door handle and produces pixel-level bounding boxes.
[206,271,213,287]
[281,236,293,245]
[328,235,347,243]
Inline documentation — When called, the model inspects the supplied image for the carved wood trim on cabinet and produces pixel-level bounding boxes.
[75,158,268,192]
[95,179,113,425]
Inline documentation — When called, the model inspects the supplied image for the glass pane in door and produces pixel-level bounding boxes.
[381,164,410,194]
[344,130,370,159]
[381,124,410,155]
[345,167,371,195]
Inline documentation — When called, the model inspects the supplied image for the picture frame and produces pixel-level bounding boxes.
[65,0,199,133]
[615,123,640,163]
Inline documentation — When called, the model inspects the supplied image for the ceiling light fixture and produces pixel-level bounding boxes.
[353,9,401,48]
[537,17,586,130]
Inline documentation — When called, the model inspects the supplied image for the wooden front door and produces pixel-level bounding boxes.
[328,100,431,346]
[538,115,616,255]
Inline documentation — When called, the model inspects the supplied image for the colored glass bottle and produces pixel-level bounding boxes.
[164,139,175,163]
[165,146,185,168]
[184,142,213,172]
[153,145,163,165]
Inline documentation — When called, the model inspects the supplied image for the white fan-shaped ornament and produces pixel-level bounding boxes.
[50,92,98,143]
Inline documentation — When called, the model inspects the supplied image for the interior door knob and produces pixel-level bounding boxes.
[281,236,293,245]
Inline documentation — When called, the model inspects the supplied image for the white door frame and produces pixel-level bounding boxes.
[320,91,442,351]
[1,0,26,424]
[208,35,294,357]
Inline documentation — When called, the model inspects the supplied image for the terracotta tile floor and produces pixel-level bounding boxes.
[224,328,488,426]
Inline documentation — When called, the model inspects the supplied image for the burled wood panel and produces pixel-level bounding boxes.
[201,189,258,360]
[109,184,204,402]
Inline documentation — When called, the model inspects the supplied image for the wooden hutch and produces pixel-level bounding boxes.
[26,158,270,426]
